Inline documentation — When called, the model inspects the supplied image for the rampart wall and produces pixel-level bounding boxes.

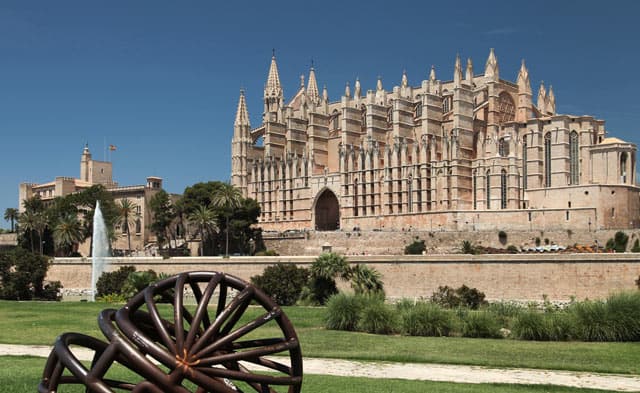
[265,229,640,256]
[49,254,640,302]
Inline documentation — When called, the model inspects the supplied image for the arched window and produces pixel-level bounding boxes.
[522,136,528,190]
[415,101,422,118]
[486,170,491,209]
[498,137,509,157]
[544,132,552,187]
[501,169,507,209]
[332,110,340,130]
[442,96,450,113]
[621,152,628,183]
[135,219,141,234]
[569,131,579,185]
[361,104,367,131]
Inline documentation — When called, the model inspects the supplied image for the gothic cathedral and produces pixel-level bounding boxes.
[231,49,639,232]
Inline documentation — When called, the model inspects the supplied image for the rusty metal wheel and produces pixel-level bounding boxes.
[39,271,303,393]
[114,271,303,392]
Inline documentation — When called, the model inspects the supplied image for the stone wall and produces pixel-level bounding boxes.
[49,253,640,302]
[265,229,640,256]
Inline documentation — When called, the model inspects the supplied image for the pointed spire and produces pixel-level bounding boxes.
[265,53,282,96]
[484,48,499,81]
[307,65,320,102]
[376,76,383,91]
[429,65,436,82]
[322,85,328,102]
[234,89,250,127]
[344,82,351,98]
[517,59,531,94]
[354,78,361,98]
[401,70,408,88]
[548,85,556,114]
[465,58,474,82]
[454,54,463,87]
[537,81,547,113]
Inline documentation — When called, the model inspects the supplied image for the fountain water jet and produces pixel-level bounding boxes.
[90,201,110,301]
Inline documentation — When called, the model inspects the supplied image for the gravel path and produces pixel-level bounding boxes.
[3,344,640,392]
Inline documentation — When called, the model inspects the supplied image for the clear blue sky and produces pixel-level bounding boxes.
[2,0,640,227]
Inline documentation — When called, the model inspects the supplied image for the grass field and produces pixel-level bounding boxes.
[2,300,639,375]
[0,356,624,393]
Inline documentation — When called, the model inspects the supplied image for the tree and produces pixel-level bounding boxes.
[307,252,350,305]
[53,214,84,256]
[188,204,216,256]
[149,190,175,251]
[4,208,18,232]
[211,183,242,257]
[19,209,47,254]
[116,198,140,255]
[348,264,385,296]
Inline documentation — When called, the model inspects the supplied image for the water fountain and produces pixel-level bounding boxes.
[90,201,110,301]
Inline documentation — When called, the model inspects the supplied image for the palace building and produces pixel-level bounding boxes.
[231,49,639,232]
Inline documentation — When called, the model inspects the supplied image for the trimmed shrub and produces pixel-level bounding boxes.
[359,300,398,335]
[400,302,453,337]
[506,245,519,253]
[430,286,460,308]
[457,285,486,309]
[121,270,159,299]
[251,264,309,306]
[325,292,365,331]
[96,266,136,297]
[0,248,56,300]
[431,285,486,309]
[404,239,426,255]
[461,311,502,338]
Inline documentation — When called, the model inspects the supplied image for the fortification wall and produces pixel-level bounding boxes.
[265,229,639,256]
[49,254,640,302]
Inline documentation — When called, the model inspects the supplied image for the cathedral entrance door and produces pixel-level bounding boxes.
[314,189,340,231]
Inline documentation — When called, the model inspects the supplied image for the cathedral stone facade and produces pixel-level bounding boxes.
[231,50,639,232]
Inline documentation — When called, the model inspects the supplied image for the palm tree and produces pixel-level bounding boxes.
[116,198,140,255]
[211,183,242,257]
[187,204,216,256]
[348,264,385,296]
[4,208,18,232]
[53,214,84,256]
[18,210,37,252]
[19,210,47,254]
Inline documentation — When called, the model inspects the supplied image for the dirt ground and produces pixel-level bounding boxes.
[4,344,639,392]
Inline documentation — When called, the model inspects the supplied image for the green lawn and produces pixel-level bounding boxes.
[0,356,623,393]
[1,301,639,375]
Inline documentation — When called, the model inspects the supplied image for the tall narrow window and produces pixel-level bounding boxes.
[621,152,628,183]
[569,131,579,185]
[501,169,507,209]
[522,137,528,190]
[498,138,509,157]
[486,170,491,209]
[407,177,413,212]
[442,97,450,113]
[473,170,477,210]
[353,179,359,216]
[415,101,422,118]
[544,132,552,187]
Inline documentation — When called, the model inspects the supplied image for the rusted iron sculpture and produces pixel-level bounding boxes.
[39,271,303,392]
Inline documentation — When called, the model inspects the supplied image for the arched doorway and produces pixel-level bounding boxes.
[315,189,340,231]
